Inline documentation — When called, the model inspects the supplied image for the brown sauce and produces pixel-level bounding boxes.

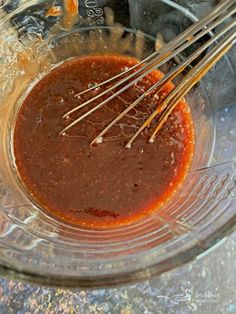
[13,54,194,228]
[63,0,79,28]
[45,5,62,18]
[45,0,79,26]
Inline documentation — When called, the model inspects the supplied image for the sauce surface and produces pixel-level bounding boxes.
[14,54,194,228]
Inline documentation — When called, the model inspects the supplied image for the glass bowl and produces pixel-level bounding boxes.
[0,0,235,288]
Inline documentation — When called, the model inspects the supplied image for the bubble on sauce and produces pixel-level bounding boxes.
[88,82,97,89]
[121,66,130,72]
[183,106,190,114]
[91,62,96,69]
[36,116,43,125]
[58,96,64,104]
[174,111,184,124]
[62,157,70,163]
[169,136,184,149]
[68,89,75,95]
[170,152,176,165]
[94,87,100,92]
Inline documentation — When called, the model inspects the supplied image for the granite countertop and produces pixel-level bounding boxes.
[0,232,235,314]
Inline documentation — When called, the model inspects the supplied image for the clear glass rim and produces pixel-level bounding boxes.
[0,216,235,288]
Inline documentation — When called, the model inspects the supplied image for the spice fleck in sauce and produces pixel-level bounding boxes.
[14,55,194,228]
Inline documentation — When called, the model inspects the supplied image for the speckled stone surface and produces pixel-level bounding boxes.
[0,232,235,314]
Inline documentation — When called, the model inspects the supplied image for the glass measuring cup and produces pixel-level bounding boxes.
[0,0,235,287]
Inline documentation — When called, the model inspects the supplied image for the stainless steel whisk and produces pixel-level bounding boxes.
[60,0,236,148]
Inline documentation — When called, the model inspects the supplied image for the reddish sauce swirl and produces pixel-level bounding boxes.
[14,54,194,228]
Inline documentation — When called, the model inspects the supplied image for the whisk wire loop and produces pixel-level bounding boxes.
[60,0,236,147]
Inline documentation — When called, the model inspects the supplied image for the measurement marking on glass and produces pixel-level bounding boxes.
[84,0,104,25]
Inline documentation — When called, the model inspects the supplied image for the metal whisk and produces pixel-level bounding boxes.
[60,0,236,148]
